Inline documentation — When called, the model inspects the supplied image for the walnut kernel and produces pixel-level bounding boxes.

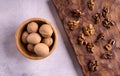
[71,9,83,18]
[95,33,104,42]
[104,44,112,51]
[93,13,101,24]
[101,52,112,59]
[68,20,79,30]
[78,33,88,45]
[108,39,115,45]
[83,24,95,36]
[88,60,98,72]
[102,18,114,29]
[27,44,34,52]
[102,7,109,18]
[86,43,94,53]
[42,37,53,47]
[87,0,95,11]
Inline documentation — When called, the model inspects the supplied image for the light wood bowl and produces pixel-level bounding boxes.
[15,18,58,60]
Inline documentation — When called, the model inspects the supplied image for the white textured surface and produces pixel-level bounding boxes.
[0,0,83,76]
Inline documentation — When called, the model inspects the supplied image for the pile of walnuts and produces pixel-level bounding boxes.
[21,22,53,57]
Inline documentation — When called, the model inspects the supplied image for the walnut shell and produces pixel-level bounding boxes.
[42,37,53,47]
[27,44,34,52]
[39,24,53,37]
[27,22,38,33]
[34,43,49,57]
[21,31,29,44]
[27,33,41,44]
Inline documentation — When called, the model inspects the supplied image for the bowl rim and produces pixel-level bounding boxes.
[15,18,58,60]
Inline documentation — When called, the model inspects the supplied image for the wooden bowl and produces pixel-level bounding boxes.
[15,18,58,60]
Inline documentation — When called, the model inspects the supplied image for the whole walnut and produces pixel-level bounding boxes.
[21,31,29,44]
[27,44,34,52]
[39,24,53,37]
[42,37,53,47]
[27,33,41,44]
[27,22,38,33]
[34,43,49,57]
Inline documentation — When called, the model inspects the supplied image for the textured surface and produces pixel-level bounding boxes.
[52,0,120,76]
[0,0,83,76]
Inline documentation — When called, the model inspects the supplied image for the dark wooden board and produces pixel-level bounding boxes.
[52,0,120,76]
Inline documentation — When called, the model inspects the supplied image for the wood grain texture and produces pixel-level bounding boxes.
[52,0,120,76]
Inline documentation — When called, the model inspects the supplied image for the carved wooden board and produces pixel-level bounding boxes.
[52,0,120,76]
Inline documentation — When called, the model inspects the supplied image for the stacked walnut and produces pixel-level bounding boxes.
[21,22,53,57]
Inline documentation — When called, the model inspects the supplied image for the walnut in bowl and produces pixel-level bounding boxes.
[15,18,58,60]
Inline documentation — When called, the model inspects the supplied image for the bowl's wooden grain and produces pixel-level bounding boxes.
[15,18,58,60]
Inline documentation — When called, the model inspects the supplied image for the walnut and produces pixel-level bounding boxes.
[78,38,88,45]
[87,0,95,11]
[79,33,85,40]
[108,39,115,45]
[88,60,98,72]
[71,9,84,18]
[39,24,53,37]
[84,41,88,45]
[101,52,112,59]
[78,33,88,45]
[102,18,114,29]
[21,31,29,44]
[34,43,49,57]
[71,9,81,18]
[86,43,94,53]
[102,7,109,18]
[27,33,41,45]
[104,39,115,51]
[92,13,101,24]
[104,44,112,51]
[68,20,79,30]
[95,33,104,42]
[83,24,95,36]
[42,37,53,47]
[27,44,34,52]
[27,22,38,33]
[78,38,85,45]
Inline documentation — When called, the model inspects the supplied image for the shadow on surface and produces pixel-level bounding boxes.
[2,21,26,61]
[48,0,83,76]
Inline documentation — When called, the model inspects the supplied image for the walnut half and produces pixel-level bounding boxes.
[102,7,109,18]
[68,20,80,30]
[101,52,113,59]
[102,18,114,29]
[71,9,82,18]
[78,33,88,45]
[87,0,95,11]
[86,43,95,53]
[104,44,112,51]
[88,60,98,72]
[104,39,115,51]
[108,39,115,45]
[83,24,95,36]
[92,13,101,24]
[95,33,104,42]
